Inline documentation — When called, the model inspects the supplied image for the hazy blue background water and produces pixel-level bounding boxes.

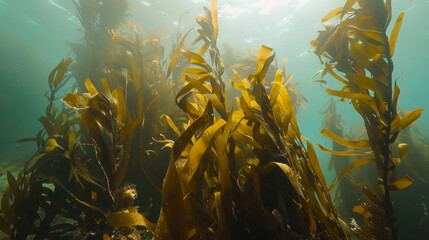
[0,0,428,184]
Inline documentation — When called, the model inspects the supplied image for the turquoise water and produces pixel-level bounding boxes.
[0,0,428,238]
[1,0,427,164]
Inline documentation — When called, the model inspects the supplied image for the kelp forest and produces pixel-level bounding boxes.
[0,0,427,239]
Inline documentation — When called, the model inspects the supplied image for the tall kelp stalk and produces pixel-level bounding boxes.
[154,1,349,239]
[322,102,429,238]
[312,0,424,238]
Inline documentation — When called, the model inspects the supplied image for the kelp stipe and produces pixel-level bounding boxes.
[322,100,429,238]
[313,0,424,238]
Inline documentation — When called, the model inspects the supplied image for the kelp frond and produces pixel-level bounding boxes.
[156,8,349,235]
[313,0,424,239]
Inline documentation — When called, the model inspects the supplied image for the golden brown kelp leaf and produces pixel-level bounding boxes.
[110,27,183,211]
[225,47,306,112]
[352,185,394,239]
[313,0,423,238]
[154,115,209,240]
[172,10,226,161]
[390,123,429,238]
[106,208,154,230]
[396,125,429,185]
[64,78,142,195]
[48,57,73,92]
[229,46,349,239]
[63,77,162,238]
[155,2,236,238]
